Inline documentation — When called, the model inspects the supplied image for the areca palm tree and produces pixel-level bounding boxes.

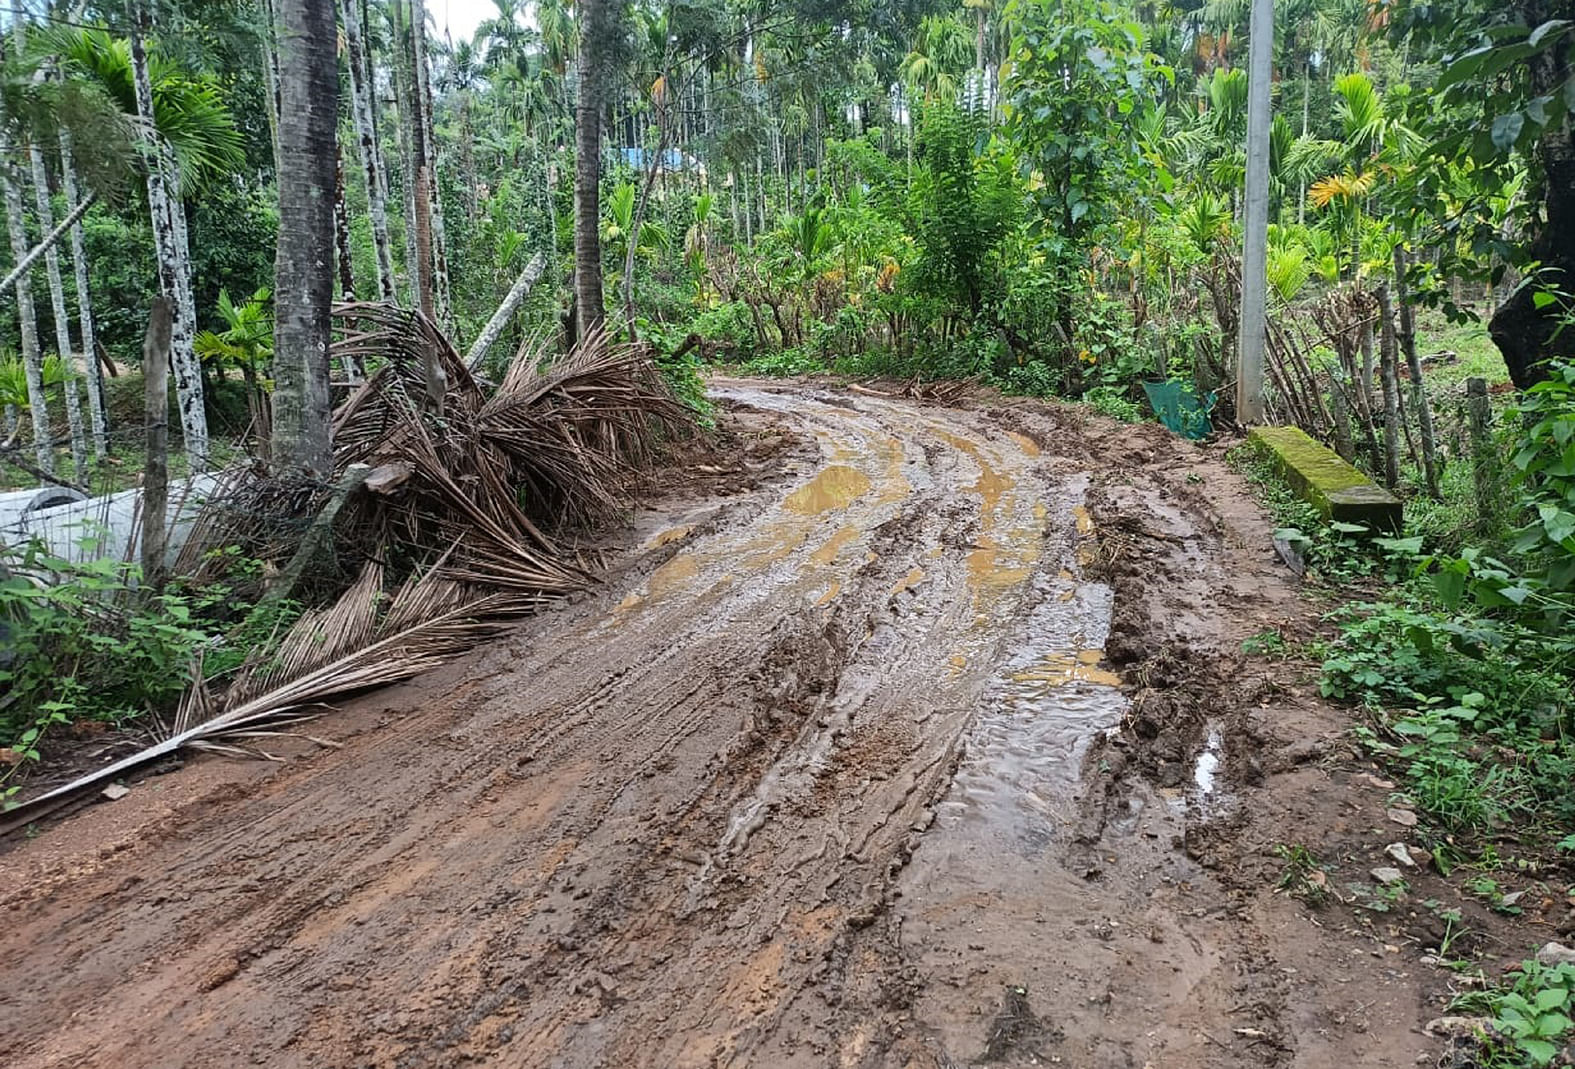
[476,0,535,72]
[899,14,972,102]
[50,21,245,471]
[574,0,611,337]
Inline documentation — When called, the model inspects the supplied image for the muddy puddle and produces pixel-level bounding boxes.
[939,578,1125,848]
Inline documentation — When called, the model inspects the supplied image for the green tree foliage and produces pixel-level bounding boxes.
[1001,0,1170,347]
[1392,0,1575,385]
[907,102,1019,316]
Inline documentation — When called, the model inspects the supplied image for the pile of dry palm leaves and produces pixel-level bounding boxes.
[5,307,695,823]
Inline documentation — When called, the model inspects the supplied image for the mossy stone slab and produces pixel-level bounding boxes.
[1248,425,1402,533]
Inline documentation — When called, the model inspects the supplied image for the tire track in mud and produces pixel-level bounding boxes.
[0,384,1386,1069]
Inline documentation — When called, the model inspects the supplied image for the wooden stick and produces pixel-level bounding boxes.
[1466,377,1497,534]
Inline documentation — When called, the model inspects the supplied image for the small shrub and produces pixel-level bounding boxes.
[689,300,759,361]
[1083,384,1145,423]
[1004,360,1059,398]
[738,348,825,377]
[1451,960,1575,1067]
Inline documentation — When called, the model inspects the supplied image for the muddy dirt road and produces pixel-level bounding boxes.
[1,384,1434,1068]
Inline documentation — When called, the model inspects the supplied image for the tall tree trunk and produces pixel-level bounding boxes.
[130,2,209,469]
[141,297,172,591]
[1490,123,1575,388]
[1376,283,1402,491]
[334,146,357,299]
[271,0,338,477]
[574,0,608,337]
[623,62,673,335]
[466,252,545,368]
[410,0,452,334]
[259,0,283,167]
[0,95,52,472]
[393,47,422,307]
[0,186,97,293]
[394,1,434,317]
[28,125,89,476]
[340,0,396,300]
[59,128,107,457]
[1395,246,1441,499]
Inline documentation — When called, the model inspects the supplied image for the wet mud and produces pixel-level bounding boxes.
[0,383,1434,1068]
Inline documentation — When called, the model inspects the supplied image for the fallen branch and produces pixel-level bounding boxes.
[0,189,98,294]
[465,252,546,368]
[0,442,88,494]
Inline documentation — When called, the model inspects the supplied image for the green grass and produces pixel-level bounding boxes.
[1413,306,1509,388]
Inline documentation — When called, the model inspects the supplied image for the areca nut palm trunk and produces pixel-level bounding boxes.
[334,146,358,301]
[259,0,284,166]
[393,2,434,317]
[60,127,108,456]
[339,0,396,301]
[129,2,210,470]
[574,0,608,338]
[271,0,338,477]
[28,127,89,476]
[392,40,423,309]
[1,110,53,472]
[410,0,452,334]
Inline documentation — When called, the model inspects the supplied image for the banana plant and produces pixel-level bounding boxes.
[0,354,73,413]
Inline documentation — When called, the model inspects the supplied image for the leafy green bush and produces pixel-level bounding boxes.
[1004,361,1059,398]
[737,348,825,377]
[1317,603,1564,711]
[1083,384,1145,422]
[1506,362,1575,586]
[689,301,760,361]
[0,539,304,800]
[1,541,214,796]
[654,347,714,429]
[1433,362,1575,626]
[1452,960,1575,1067]
[906,100,1020,319]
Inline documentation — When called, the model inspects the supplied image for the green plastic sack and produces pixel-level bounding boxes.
[1143,380,1216,440]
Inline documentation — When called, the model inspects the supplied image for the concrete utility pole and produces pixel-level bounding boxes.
[1236,0,1274,424]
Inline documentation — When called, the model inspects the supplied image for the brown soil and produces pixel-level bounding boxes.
[0,381,1549,1068]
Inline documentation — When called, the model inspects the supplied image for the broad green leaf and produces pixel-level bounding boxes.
[1515,1038,1557,1065]
[1539,505,1575,544]
[1432,568,1467,608]
[1532,988,1569,1013]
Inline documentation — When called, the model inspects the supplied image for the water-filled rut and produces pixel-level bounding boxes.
[0,384,1212,1069]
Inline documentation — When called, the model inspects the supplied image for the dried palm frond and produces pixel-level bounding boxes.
[0,307,700,834]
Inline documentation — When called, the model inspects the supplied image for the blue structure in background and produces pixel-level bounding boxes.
[618,147,693,172]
